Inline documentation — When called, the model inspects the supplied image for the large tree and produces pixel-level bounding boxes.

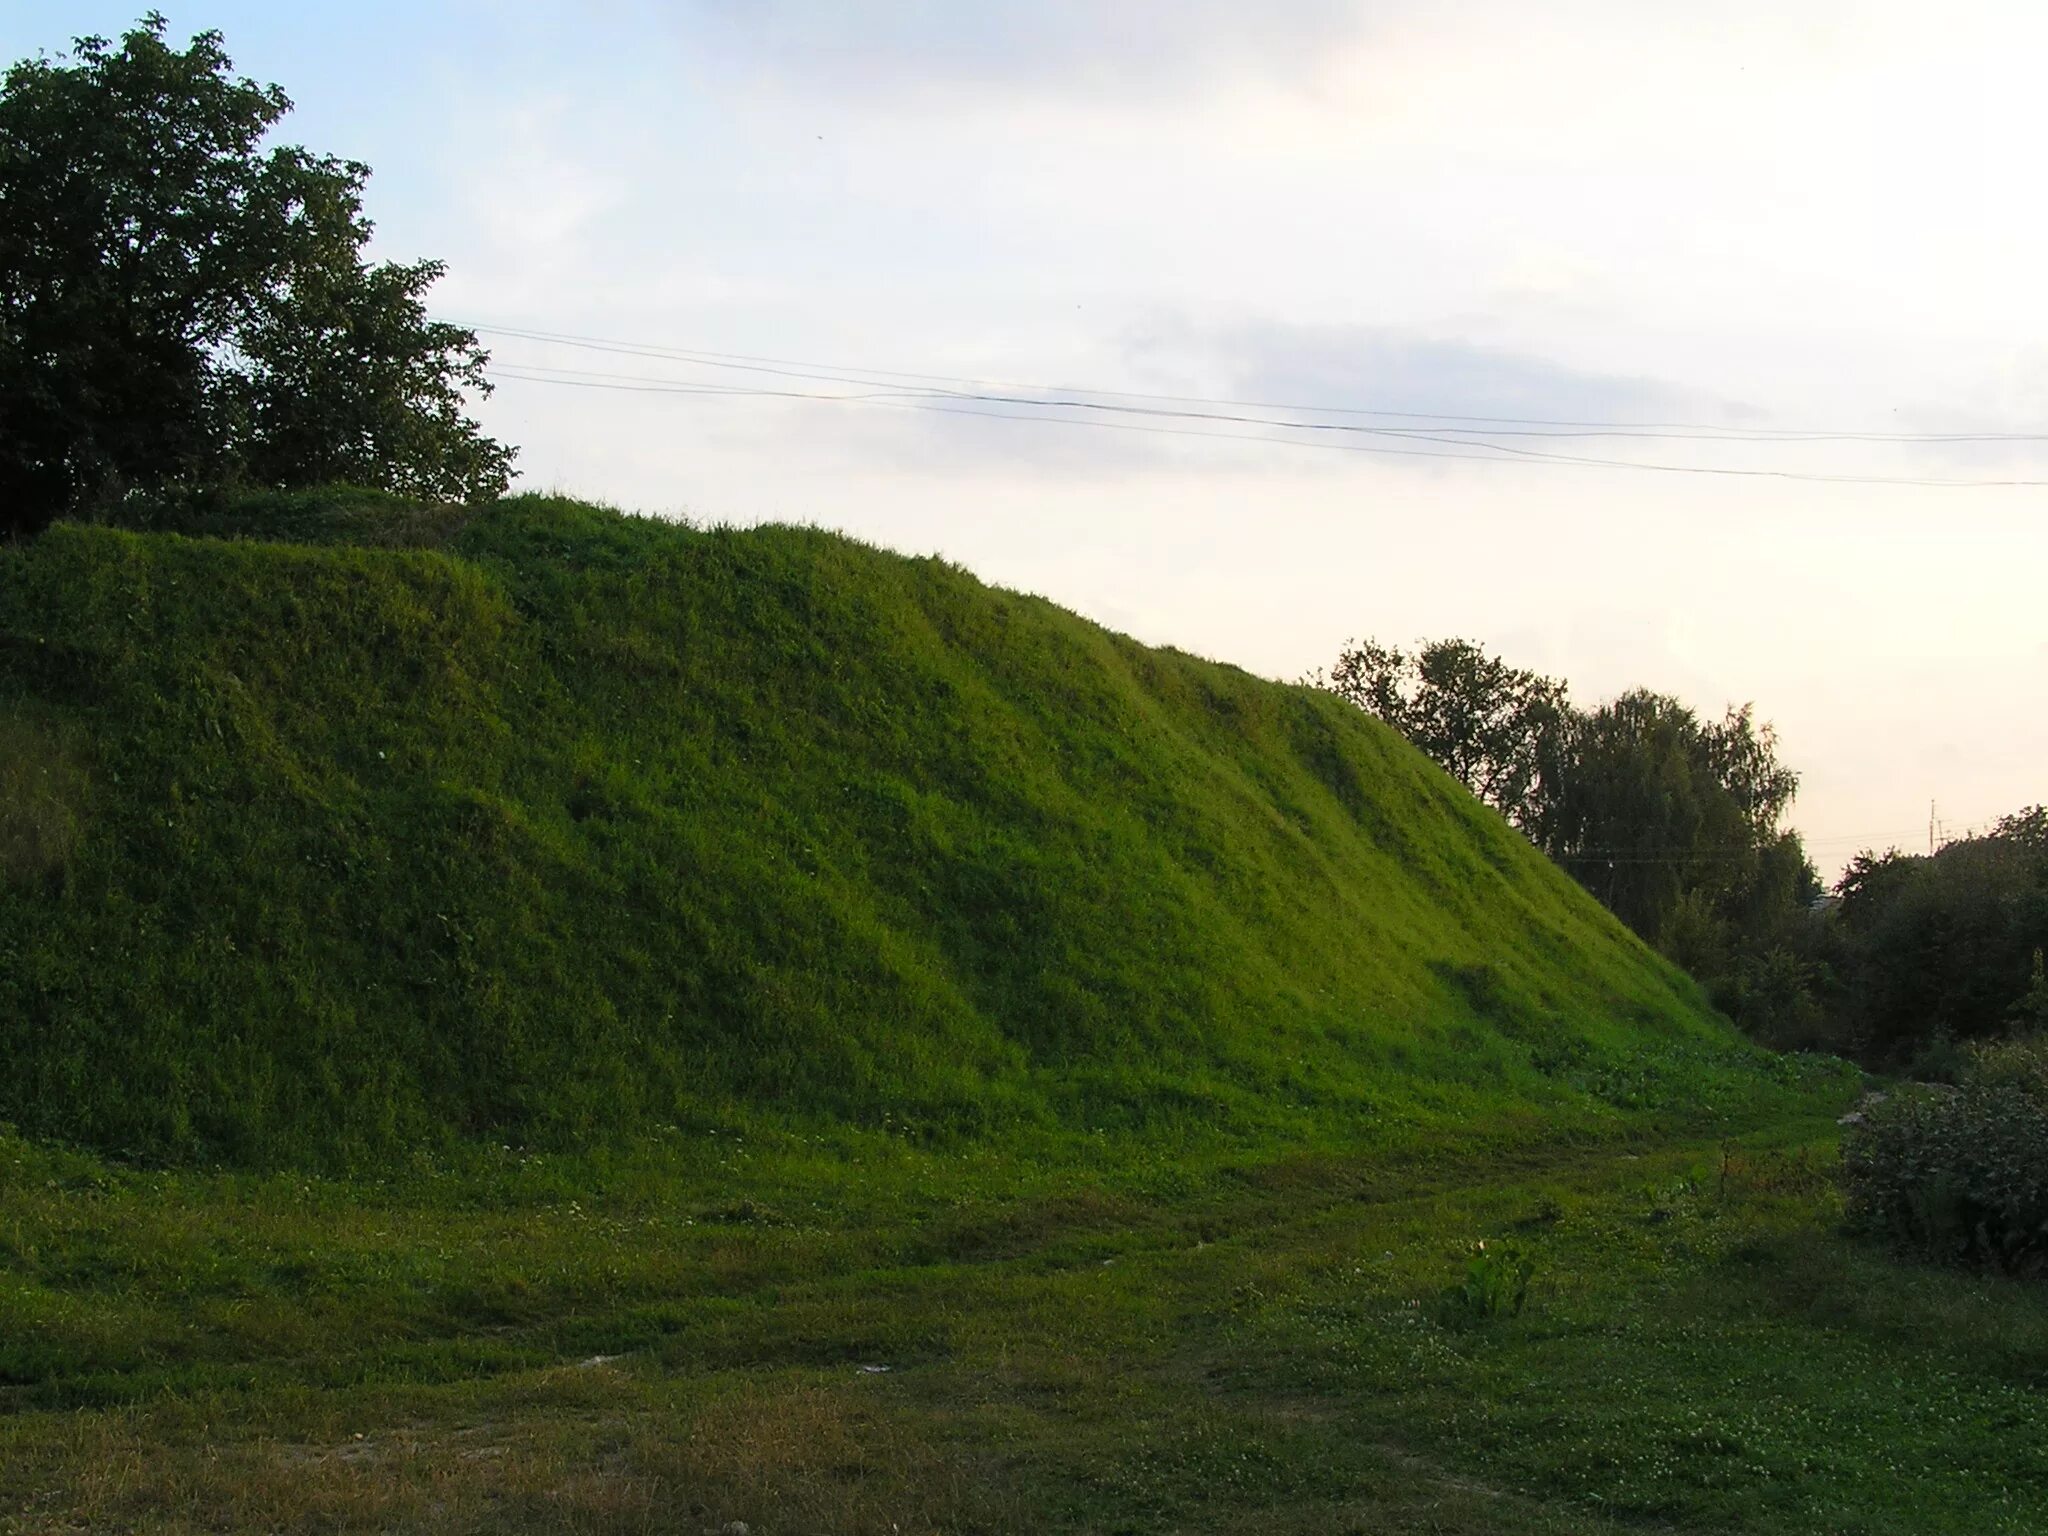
[1321,639,1827,1042]
[0,14,512,537]
[1834,811,2048,1059]
[1542,692,1806,942]
[1320,636,1572,832]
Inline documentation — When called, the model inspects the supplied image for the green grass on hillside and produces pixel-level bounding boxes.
[0,490,1829,1168]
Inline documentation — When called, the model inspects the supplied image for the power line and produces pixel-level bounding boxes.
[1520,816,2012,863]
[483,365,1626,471]
[502,361,2019,483]
[466,321,2048,447]
[485,358,2048,488]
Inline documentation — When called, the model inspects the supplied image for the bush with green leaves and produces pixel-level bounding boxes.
[1842,1037,2048,1276]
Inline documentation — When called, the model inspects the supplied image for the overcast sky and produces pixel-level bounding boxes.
[8,1,2044,869]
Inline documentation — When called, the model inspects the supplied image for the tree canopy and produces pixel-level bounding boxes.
[1321,635,1825,1045]
[1320,636,1571,833]
[0,14,513,537]
[1544,693,1805,941]
[1834,812,2048,1059]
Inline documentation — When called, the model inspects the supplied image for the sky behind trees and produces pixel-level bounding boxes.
[6,0,2042,868]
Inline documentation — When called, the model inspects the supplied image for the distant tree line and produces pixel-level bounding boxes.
[0,15,513,541]
[1827,809,2048,1065]
[1321,637,2047,1068]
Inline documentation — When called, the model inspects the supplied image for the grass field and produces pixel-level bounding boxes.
[8,1096,2048,1535]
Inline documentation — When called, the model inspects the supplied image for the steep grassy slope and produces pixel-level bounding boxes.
[0,493,1802,1166]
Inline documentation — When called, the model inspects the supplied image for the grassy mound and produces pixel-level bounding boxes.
[0,492,1817,1166]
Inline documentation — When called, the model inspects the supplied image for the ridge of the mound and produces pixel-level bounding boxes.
[0,492,1810,1166]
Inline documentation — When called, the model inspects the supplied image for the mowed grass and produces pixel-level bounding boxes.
[6,1112,2047,1535]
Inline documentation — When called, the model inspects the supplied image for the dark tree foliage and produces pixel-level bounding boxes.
[1994,805,2048,853]
[0,14,513,537]
[1833,811,2048,1063]
[1321,639,1826,1046]
[1843,1035,2048,1276]
[1320,637,1572,832]
[1540,693,1823,1046]
[1544,693,1806,941]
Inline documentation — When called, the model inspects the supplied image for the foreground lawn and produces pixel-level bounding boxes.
[3,1115,2045,1534]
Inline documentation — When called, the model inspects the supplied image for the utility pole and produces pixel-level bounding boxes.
[1929,799,1936,857]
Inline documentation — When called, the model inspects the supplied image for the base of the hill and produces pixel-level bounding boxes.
[4,1116,2045,1535]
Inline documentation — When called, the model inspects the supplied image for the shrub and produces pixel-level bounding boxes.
[1712,945,1830,1052]
[1842,1038,2048,1276]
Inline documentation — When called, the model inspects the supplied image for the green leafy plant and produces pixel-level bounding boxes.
[1445,1239,1535,1321]
[1843,1037,2048,1276]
